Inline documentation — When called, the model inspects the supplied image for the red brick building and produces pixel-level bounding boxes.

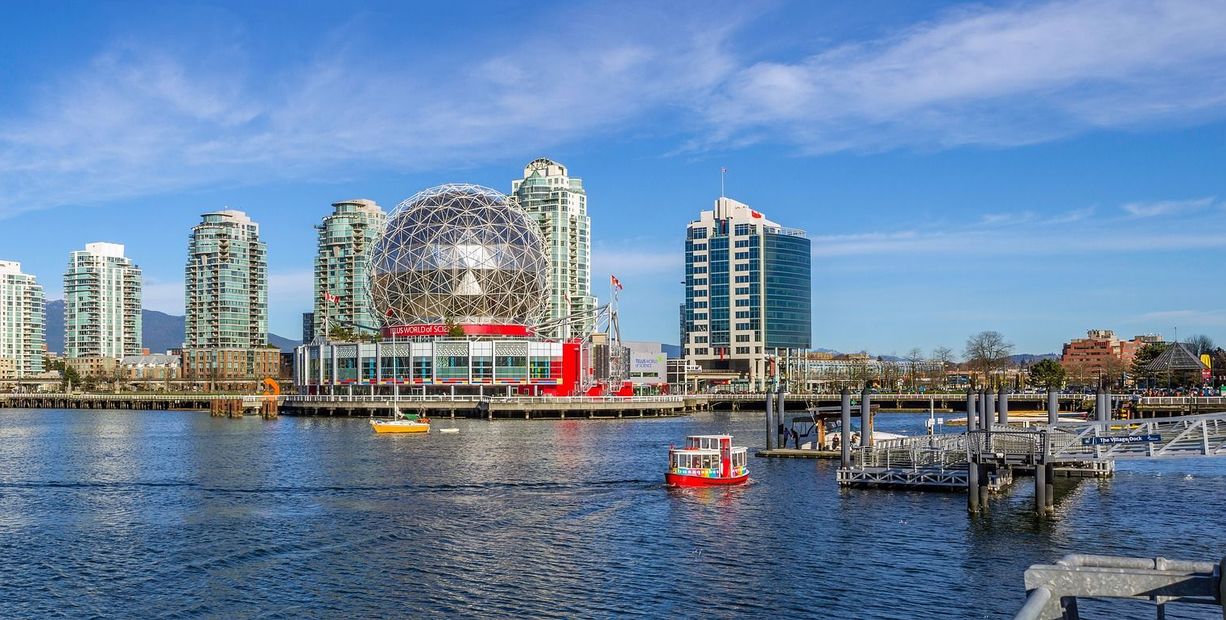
[1061,330,1162,382]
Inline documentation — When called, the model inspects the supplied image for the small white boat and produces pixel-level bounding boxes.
[438,428,460,434]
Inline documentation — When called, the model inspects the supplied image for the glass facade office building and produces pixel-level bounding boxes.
[682,197,810,389]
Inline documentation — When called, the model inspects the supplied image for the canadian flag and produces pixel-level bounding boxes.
[750,210,763,219]
[324,292,339,304]
[610,275,623,291]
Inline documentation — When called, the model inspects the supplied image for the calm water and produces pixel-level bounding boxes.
[1,408,1223,619]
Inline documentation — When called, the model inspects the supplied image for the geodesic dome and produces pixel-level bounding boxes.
[368,183,548,327]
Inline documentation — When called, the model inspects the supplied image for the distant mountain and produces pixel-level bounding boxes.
[44,300,301,354]
[141,308,187,354]
[1010,353,1059,365]
[269,333,301,352]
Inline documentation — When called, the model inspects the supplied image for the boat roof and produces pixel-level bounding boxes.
[687,434,732,439]
[671,448,722,455]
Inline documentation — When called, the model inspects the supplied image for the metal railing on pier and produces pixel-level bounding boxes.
[1014,554,1224,620]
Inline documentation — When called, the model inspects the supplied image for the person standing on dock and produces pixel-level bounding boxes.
[791,428,800,449]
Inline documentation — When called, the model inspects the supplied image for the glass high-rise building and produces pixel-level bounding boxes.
[313,199,385,337]
[0,260,46,377]
[511,158,595,339]
[63,242,142,359]
[184,210,268,349]
[682,197,811,390]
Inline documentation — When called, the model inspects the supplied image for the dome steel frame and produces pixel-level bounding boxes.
[368,183,548,328]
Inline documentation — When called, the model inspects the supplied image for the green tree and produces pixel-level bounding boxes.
[444,317,465,338]
[61,365,82,392]
[1130,342,1169,386]
[1028,359,1066,389]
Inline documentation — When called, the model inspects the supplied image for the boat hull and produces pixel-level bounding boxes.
[666,472,749,487]
[370,421,430,434]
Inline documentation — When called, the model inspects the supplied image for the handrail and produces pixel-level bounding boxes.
[1014,554,1223,620]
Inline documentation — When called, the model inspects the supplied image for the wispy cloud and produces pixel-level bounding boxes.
[0,4,742,218]
[698,0,1226,153]
[2,0,1224,217]
[1124,309,1226,326]
[592,246,680,278]
[812,197,1226,257]
[1121,197,1216,218]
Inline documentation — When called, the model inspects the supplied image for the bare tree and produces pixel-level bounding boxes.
[964,331,1014,389]
[1186,334,1216,356]
[930,346,955,389]
[905,347,924,390]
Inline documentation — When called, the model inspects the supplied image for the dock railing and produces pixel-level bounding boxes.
[1014,554,1224,620]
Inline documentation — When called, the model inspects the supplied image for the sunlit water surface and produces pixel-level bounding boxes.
[1,409,1222,618]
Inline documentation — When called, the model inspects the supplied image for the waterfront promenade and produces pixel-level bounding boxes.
[3,391,1223,418]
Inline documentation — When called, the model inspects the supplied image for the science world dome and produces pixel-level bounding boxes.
[368,183,548,328]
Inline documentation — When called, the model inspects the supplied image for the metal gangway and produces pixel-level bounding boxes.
[837,412,1226,505]
[1046,412,1226,461]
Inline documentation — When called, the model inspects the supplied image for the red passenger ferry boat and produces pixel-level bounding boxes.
[666,435,749,487]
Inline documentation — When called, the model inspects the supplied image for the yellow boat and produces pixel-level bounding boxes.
[370,409,430,434]
[370,419,430,433]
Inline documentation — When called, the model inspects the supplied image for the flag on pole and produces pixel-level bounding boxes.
[610,275,623,291]
[324,292,340,304]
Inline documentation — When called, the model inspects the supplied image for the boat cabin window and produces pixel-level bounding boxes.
[672,451,723,470]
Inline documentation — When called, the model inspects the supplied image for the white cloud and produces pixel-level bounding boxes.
[1124,310,1226,326]
[698,0,1226,153]
[811,197,1226,257]
[141,279,185,315]
[0,4,742,218]
[2,1,1225,217]
[1121,197,1216,218]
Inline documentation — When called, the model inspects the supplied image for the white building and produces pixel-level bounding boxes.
[624,341,668,385]
[511,158,595,339]
[0,261,46,376]
[63,242,142,359]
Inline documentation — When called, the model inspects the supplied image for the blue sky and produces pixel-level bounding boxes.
[2,0,1225,356]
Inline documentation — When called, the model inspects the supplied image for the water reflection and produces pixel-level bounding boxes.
[0,408,1222,618]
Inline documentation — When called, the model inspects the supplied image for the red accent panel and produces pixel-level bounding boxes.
[381,324,532,338]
